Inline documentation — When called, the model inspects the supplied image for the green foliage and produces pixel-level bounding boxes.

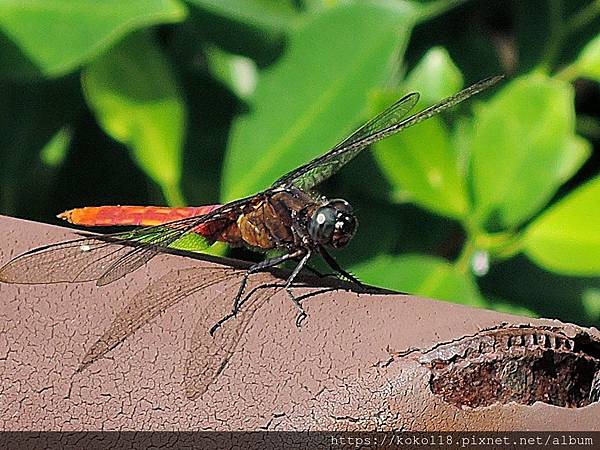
[0,0,186,78]
[221,1,418,200]
[524,175,600,275]
[82,31,186,205]
[371,48,468,219]
[40,127,72,168]
[470,74,585,229]
[186,0,297,32]
[574,34,600,81]
[0,0,599,326]
[352,253,486,308]
[404,46,464,103]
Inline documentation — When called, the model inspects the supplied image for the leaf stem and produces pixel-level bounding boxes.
[163,182,186,207]
[493,233,525,260]
[457,217,524,274]
[566,0,600,35]
[455,237,476,274]
[554,61,580,81]
[539,0,565,72]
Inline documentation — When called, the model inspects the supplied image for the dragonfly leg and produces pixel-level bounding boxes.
[232,249,305,312]
[283,250,312,328]
[209,249,305,336]
[318,246,364,288]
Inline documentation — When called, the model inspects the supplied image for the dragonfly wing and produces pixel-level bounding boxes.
[184,273,275,399]
[93,235,176,286]
[91,223,216,286]
[273,75,503,191]
[272,92,419,191]
[79,266,240,371]
[0,198,250,286]
[0,236,142,284]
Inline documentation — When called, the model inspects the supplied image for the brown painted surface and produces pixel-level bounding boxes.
[0,215,599,431]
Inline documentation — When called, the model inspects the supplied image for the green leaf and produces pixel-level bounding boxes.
[299,0,338,13]
[169,232,212,251]
[582,288,600,323]
[404,46,464,105]
[0,0,186,78]
[371,47,469,219]
[555,135,592,184]
[205,46,258,99]
[351,254,486,307]
[523,176,600,276]
[40,127,72,168]
[573,33,600,82]
[82,32,186,205]
[221,2,417,200]
[0,77,82,215]
[373,113,469,218]
[470,73,586,229]
[412,0,470,22]
[187,0,297,32]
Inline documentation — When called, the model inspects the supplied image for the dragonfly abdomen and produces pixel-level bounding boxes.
[58,205,222,228]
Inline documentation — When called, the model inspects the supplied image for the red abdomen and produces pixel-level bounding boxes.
[58,205,222,236]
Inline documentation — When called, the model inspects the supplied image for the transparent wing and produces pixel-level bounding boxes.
[271,92,418,190]
[184,272,276,399]
[77,266,281,399]
[78,265,242,372]
[0,198,249,286]
[273,75,503,191]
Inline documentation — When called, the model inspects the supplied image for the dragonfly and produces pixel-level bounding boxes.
[0,75,503,336]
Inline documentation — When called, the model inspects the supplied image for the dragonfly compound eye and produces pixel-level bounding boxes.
[330,210,357,249]
[308,206,337,245]
[329,199,356,248]
[309,200,357,248]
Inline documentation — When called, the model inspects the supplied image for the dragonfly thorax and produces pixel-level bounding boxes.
[308,199,357,249]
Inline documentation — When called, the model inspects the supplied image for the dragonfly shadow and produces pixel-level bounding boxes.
[159,244,396,295]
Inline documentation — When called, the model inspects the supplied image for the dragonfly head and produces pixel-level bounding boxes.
[308,199,357,249]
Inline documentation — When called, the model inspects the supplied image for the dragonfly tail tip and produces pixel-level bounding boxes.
[56,210,72,221]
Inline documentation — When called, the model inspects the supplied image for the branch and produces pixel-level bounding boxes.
[1,215,598,431]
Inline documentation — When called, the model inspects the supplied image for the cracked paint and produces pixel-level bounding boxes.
[1,216,600,430]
